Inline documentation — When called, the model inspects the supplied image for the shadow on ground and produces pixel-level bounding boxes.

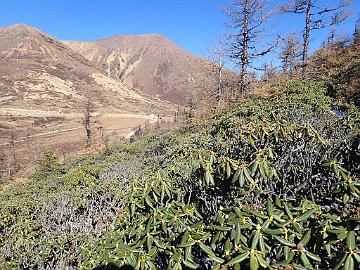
[93,263,134,270]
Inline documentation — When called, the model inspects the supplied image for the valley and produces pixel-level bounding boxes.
[0,1,359,267]
[0,106,157,177]
[0,24,178,178]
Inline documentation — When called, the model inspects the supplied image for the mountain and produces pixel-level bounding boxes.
[63,34,213,104]
[0,24,172,113]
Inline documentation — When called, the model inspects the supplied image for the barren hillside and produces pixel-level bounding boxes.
[63,34,214,104]
[0,24,173,114]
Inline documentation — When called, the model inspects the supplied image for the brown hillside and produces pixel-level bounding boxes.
[0,24,172,113]
[63,34,216,104]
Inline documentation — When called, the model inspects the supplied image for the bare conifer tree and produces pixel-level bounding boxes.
[279,32,302,73]
[224,0,275,93]
[208,41,227,103]
[25,128,31,154]
[354,16,360,44]
[0,149,5,182]
[196,42,240,106]
[185,96,196,122]
[198,42,227,105]
[262,62,278,81]
[9,132,17,177]
[279,0,351,71]
[82,99,94,148]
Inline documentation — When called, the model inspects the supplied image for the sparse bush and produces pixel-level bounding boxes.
[34,150,64,179]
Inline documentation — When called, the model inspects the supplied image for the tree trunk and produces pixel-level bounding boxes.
[302,0,312,73]
[240,0,249,93]
[217,59,223,104]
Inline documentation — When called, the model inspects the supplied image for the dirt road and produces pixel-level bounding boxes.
[0,108,156,146]
[0,107,155,119]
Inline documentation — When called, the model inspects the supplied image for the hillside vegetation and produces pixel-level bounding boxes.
[1,78,359,269]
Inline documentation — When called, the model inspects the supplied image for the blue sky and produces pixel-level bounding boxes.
[0,0,359,66]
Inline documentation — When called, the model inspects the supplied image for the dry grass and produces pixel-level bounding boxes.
[0,112,157,180]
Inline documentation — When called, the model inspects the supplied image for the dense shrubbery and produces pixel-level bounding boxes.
[0,148,143,269]
[0,80,359,269]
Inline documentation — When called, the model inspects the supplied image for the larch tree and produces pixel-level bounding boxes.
[208,49,226,104]
[9,132,17,177]
[198,40,240,105]
[82,99,95,148]
[196,42,226,106]
[279,32,302,73]
[224,0,275,93]
[279,0,352,72]
[354,16,360,44]
[262,62,278,81]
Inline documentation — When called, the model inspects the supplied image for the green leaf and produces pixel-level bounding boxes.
[211,264,221,270]
[185,246,192,260]
[305,250,321,263]
[325,244,331,256]
[261,228,282,235]
[227,252,249,265]
[273,235,296,247]
[180,231,190,245]
[346,231,355,250]
[259,163,266,178]
[300,252,312,269]
[249,134,255,146]
[239,169,246,187]
[172,262,181,270]
[146,261,156,269]
[284,203,293,219]
[211,225,231,231]
[204,171,210,186]
[147,235,153,250]
[250,253,259,270]
[292,263,309,270]
[183,259,198,269]
[178,240,196,248]
[257,254,269,268]
[344,255,354,270]
[297,208,316,222]
[226,162,231,178]
[235,222,241,245]
[145,196,154,209]
[232,168,241,183]
[199,243,215,256]
[252,230,261,249]
[332,253,347,270]
[353,253,360,263]
[299,229,311,246]
[266,199,274,216]
[349,216,360,222]
[208,253,225,264]
[259,234,266,252]
[244,167,253,181]
[251,161,258,176]
[224,239,231,254]
[286,250,295,263]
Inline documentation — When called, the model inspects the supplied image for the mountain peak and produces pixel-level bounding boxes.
[97,33,174,48]
[0,23,60,60]
[1,23,44,35]
[63,33,213,104]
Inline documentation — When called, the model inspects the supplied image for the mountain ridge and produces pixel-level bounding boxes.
[0,24,172,113]
[62,34,213,104]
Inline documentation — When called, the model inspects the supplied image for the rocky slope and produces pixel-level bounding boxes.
[63,34,214,104]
